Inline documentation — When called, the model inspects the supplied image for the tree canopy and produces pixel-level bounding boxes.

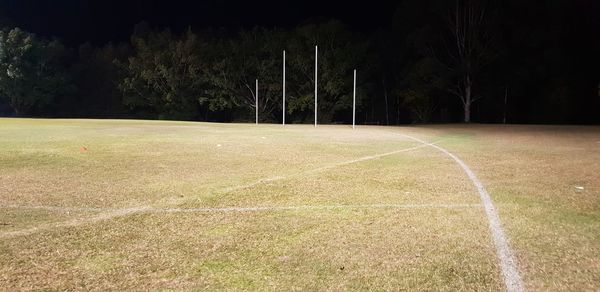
[0,28,72,116]
[0,0,598,124]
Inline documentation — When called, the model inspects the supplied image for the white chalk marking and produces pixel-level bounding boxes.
[0,142,432,239]
[155,203,480,213]
[0,204,106,212]
[397,133,524,292]
[222,141,437,194]
[0,203,479,214]
[0,204,480,239]
[0,207,151,239]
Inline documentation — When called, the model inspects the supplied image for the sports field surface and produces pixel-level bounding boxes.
[0,118,598,291]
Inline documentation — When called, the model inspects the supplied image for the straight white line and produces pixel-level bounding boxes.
[0,204,480,239]
[311,142,437,171]
[0,207,151,239]
[147,203,481,213]
[397,133,524,292]
[1,127,524,291]
[222,142,436,193]
[0,203,480,214]
[0,204,106,212]
[0,143,435,239]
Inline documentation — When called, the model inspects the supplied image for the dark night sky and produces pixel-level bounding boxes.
[0,0,598,123]
[0,0,398,45]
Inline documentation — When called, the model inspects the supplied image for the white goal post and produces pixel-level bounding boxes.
[314,45,318,127]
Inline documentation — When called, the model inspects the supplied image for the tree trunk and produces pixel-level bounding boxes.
[503,85,508,124]
[397,95,400,125]
[13,104,22,117]
[382,77,389,125]
[370,94,375,124]
[446,0,493,124]
[464,80,472,123]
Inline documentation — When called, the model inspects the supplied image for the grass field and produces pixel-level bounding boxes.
[0,118,598,291]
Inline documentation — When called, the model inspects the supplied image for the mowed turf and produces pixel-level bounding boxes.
[0,119,598,290]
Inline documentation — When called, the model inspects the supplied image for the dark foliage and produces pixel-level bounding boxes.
[0,0,598,124]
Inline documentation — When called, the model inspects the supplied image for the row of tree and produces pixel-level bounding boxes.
[119,22,370,123]
[1,0,598,124]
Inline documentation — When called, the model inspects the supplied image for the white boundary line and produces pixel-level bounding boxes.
[0,131,525,292]
[397,133,524,292]
[0,204,480,239]
[0,207,151,239]
[0,142,432,239]
[0,203,480,214]
[155,203,479,213]
[0,204,106,212]
[222,141,437,193]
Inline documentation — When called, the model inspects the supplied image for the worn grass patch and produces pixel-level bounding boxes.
[1,119,599,290]
[0,207,98,232]
[0,208,501,290]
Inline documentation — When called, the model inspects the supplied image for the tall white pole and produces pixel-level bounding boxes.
[255,79,258,124]
[353,69,356,129]
[283,50,286,125]
[314,45,318,127]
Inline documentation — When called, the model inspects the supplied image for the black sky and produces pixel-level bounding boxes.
[0,0,398,45]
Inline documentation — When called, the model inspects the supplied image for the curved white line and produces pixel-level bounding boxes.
[398,133,524,292]
[1,129,524,291]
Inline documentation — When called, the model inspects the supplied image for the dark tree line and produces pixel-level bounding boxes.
[1,0,598,124]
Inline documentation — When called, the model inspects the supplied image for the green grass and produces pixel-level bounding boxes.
[0,118,599,290]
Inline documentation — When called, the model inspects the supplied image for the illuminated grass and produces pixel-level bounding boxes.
[0,119,598,290]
